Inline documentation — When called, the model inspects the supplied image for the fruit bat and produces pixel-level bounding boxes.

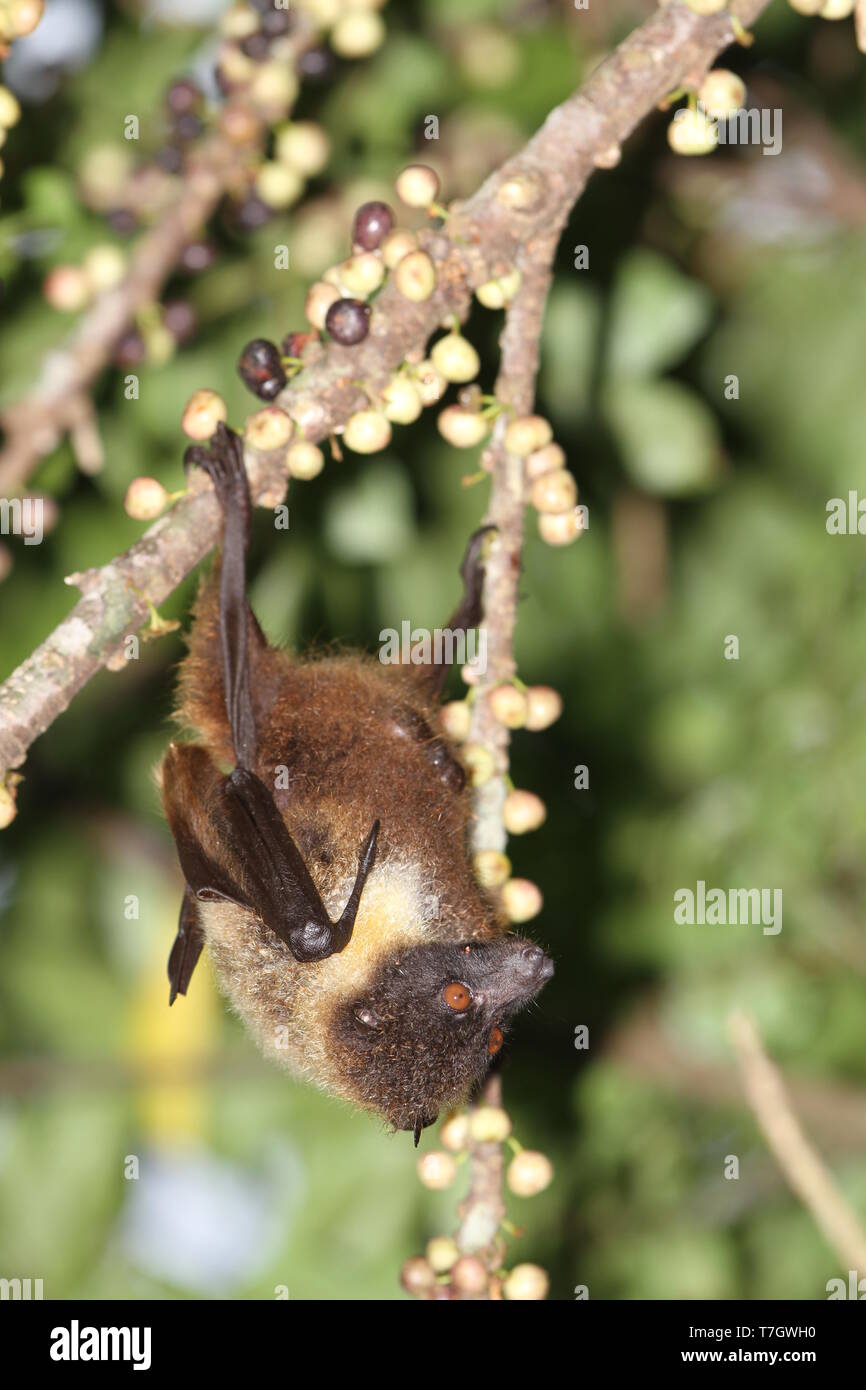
[159,424,553,1142]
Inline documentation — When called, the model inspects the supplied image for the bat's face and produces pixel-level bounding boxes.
[333,937,554,1136]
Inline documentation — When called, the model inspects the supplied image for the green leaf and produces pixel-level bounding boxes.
[603,379,722,496]
[606,250,713,380]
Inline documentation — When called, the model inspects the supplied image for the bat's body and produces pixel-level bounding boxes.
[160,426,552,1139]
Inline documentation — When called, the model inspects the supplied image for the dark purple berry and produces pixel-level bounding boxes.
[113,330,146,368]
[166,79,202,117]
[297,44,335,83]
[173,112,203,143]
[107,208,138,235]
[241,32,271,61]
[180,240,218,273]
[352,200,394,251]
[234,194,272,231]
[238,338,287,399]
[157,144,184,174]
[163,299,197,345]
[260,8,291,37]
[325,297,371,346]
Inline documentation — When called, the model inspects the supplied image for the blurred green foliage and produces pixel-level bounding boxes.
[1,0,866,1301]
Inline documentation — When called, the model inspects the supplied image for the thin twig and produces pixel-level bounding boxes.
[730,1010,866,1274]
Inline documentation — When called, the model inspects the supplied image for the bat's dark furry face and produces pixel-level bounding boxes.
[333,937,554,1136]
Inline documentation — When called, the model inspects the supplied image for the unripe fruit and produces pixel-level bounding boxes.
[417,1151,458,1190]
[1,0,43,40]
[501,878,543,924]
[219,101,263,146]
[473,850,511,890]
[526,442,566,482]
[394,249,436,302]
[326,297,371,345]
[667,107,719,157]
[698,69,746,118]
[250,61,299,113]
[440,1111,470,1151]
[245,406,293,452]
[275,121,330,176]
[426,1237,460,1274]
[343,409,391,453]
[221,4,259,38]
[352,199,394,251]
[382,374,423,424]
[538,508,585,547]
[400,1257,436,1296]
[382,230,418,269]
[124,476,169,520]
[488,684,528,729]
[525,685,562,731]
[786,0,823,10]
[0,780,17,830]
[331,9,385,57]
[395,163,440,208]
[476,268,521,309]
[431,332,479,384]
[496,172,543,211]
[503,789,547,835]
[305,280,340,331]
[287,440,325,479]
[238,338,286,400]
[255,161,304,209]
[437,405,489,449]
[440,700,471,742]
[503,1263,549,1301]
[683,0,727,11]
[0,545,12,584]
[531,469,577,514]
[43,265,90,312]
[462,743,495,787]
[0,85,21,128]
[507,1150,554,1197]
[414,359,447,406]
[82,244,126,294]
[337,252,385,298]
[504,414,553,457]
[469,1106,512,1143]
[182,389,228,440]
[450,1256,489,1297]
[820,0,856,14]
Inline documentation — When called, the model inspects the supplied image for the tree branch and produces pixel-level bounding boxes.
[0,0,774,785]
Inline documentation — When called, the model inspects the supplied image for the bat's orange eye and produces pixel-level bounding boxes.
[488,1027,503,1056]
[444,982,471,1011]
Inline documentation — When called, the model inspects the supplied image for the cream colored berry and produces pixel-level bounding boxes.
[667,107,719,157]
[394,249,437,302]
[395,163,440,208]
[382,230,418,269]
[473,850,511,890]
[538,508,585,546]
[414,360,447,405]
[246,407,293,452]
[698,69,746,118]
[504,414,553,457]
[124,477,169,521]
[451,1256,489,1296]
[507,1150,554,1197]
[426,1237,460,1274]
[462,743,495,787]
[43,265,90,313]
[440,1111,470,1151]
[343,409,392,454]
[469,1106,512,1143]
[437,405,489,449]
[525,442,566,482]
[431,332,479,384]
[440,700,471,741]
[338,251,385,298]
[275,121,330,177]
[255,161,304,210]
[417,1151,458,1190]
[503,1263,549,1300]
[501,878,543,923]
[287,440,325,479]
[181,389,227,440]
[382,375,423,424]
[82,244,127,294]
[488,684,528,729]
[400,1257,436,1296]
[250,62,300,114]
[525,685,563,730]
[496,173,543,211]
[819,0,855,14]
[0,85,21,128]
[475,268,521,309]
[531,469,577,514]
[683,0,727,12]
[503,789,547,835]
[305,280,341,331]
[331,9,386,58]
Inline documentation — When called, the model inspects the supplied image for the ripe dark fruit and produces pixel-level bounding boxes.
[180,240,217,273]
[297,44,334,82]
[234,194,272,230]
[113,330,146,368]
[352,200,394,251]
[325,297,371,346]
[238,338,287,399]
[166,79,201,117]
[156,144,184,174]
[163,299,197,344]
[173,112,204,143]
[261,8,291,37]
[241,32,271,61]
[107,208,137,235]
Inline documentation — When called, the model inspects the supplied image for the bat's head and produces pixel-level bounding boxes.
[333,936,553,1139]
